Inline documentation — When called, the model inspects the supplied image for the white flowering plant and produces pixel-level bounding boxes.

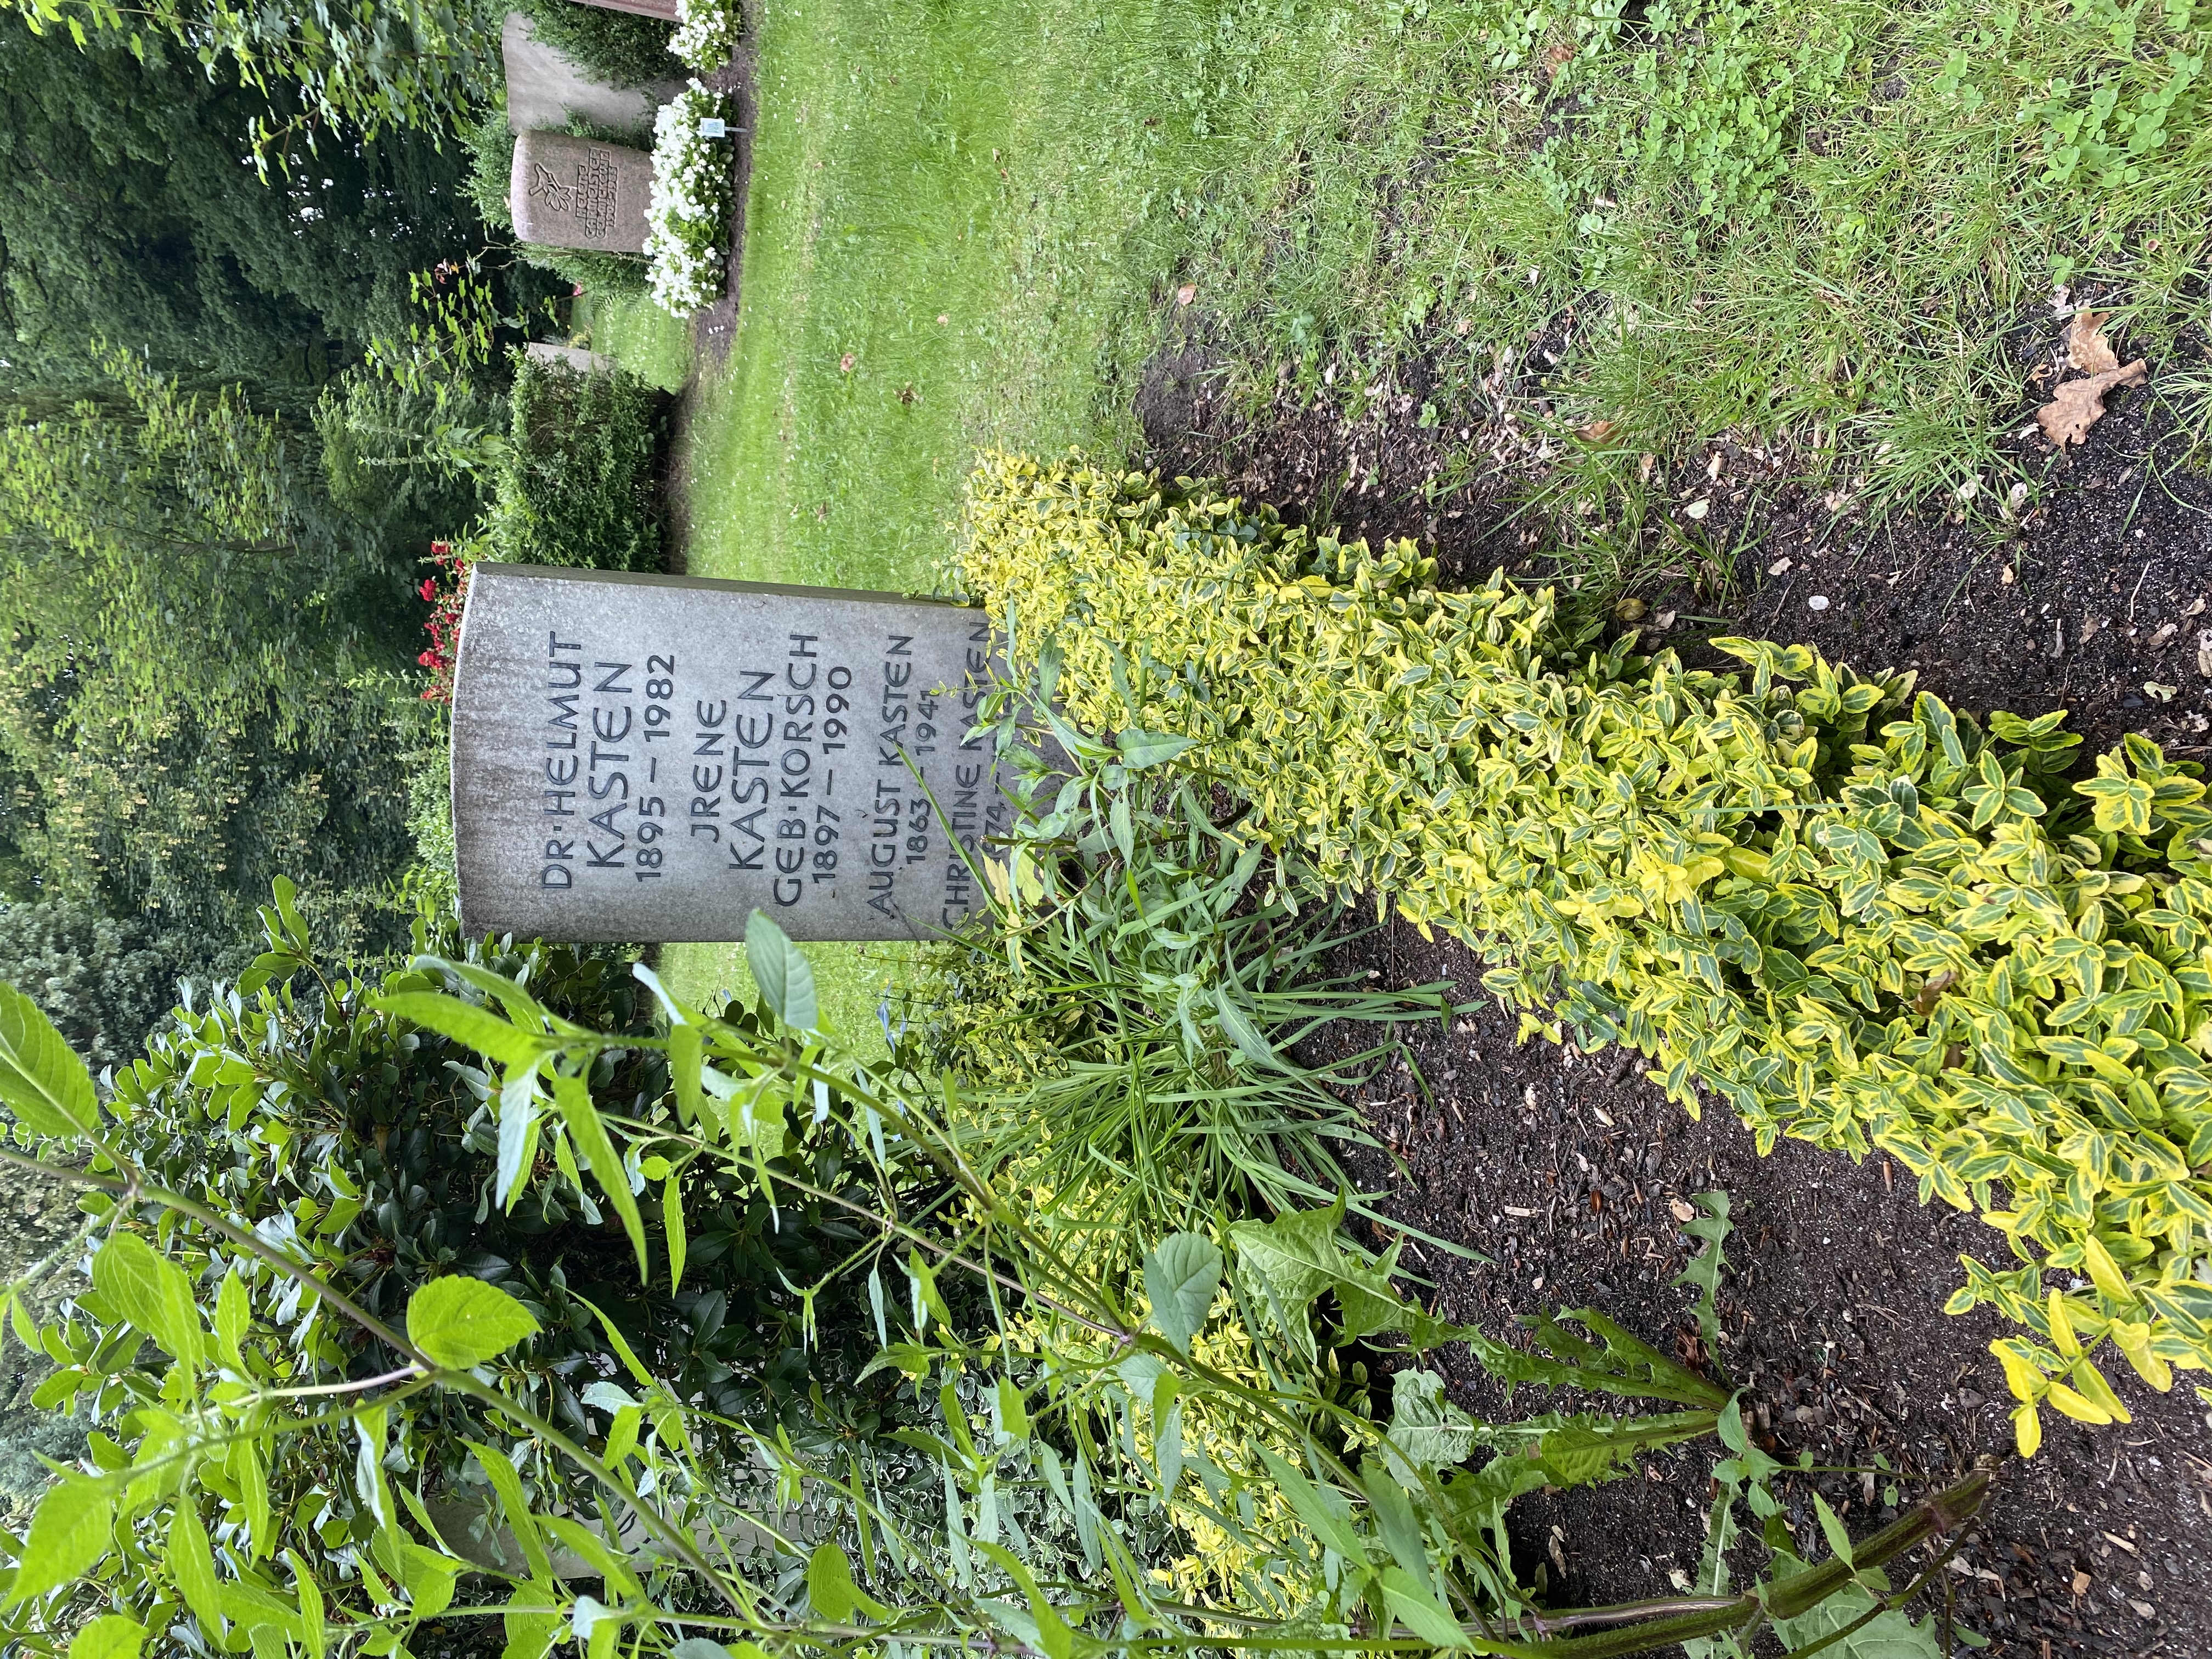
[669,0,739,69]
[645,80,733,315]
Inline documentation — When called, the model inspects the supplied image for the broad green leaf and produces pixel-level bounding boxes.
[668,1020,705,1135]
[551,1068,647,1276]
[1210,985,1284,1070]
[746,910,819,1031]
[464,1441,550,1581]
[1384,1369,1477,1485]
[663,1176,687,1291]
[286,1552,326,1659]
[1771,1579,1943,1658]
[1254,1446,1366,1561]
[92,1231,202,1371]
[214,1271,250,1370]
[995,1374,1029,1440]
[233,1434,270,1561]
[1227,1203,1346,1331]
[0,979,99,1141]
[1380,1565,1472,1648]
[1116,729,1194,769]
[168,1501,223,1633]
[5,1475,111,1605]
[375,991,551,1073]
[806,1542,888,1621]
[1362,1459,1427,1579]
[1142,1233,1222,1355]
[405,1277,539,1369]
[394,1539,458,1618]
[66,1615,145,1659]
[495,1084,542,1213]
[1813,1493,1854,1568]
[354,1406,392,1530]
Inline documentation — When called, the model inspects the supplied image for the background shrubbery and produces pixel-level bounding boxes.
[0,900,180,1074]
[485,353,673,571]
[510,0,678,91]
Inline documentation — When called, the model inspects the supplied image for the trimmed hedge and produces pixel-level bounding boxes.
[486,352,669,572]
[963,453,2212,1453]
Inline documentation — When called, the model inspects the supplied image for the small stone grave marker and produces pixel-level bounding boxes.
[452,565,1011,943]
[510,129,653,253]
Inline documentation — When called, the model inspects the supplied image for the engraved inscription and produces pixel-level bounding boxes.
[453,567,1008,941]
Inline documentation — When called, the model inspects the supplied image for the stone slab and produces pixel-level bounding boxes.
[524,341,614,374]
[510,129,653,253]
[568,0,678,18]
[451,565,1010,943]
[501,12,675,136]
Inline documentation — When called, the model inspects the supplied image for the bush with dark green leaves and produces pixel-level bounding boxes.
[0,22,517,400]
[486,351,670,571]
[0,900,180,1075]
[26,886,899,1541]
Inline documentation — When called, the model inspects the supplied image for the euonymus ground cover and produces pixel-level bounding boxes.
[964,454,2212,1453]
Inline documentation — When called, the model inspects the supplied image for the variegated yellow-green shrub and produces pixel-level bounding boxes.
[962,452,2212,1456]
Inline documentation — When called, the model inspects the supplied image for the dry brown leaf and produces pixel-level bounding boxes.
[1175,283,1197,307]
[1578,418,1618,442]
[2067,309,2120,375]
[2036,359,2147,447]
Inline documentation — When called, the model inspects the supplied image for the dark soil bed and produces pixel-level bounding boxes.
[1139,317,2212,1655]
[1136,309,2212,759]
[1312,944,2209,1657]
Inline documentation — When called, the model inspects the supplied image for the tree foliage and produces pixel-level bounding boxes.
[0,898,178,1072]
[0,352,424,967]
[0,0,500,162]
[0,23,512,396]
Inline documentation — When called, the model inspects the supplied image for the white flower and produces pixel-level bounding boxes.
[645,83,735,314]
[668,0,738,71]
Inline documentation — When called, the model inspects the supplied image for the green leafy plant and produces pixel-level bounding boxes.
[0,902,1989,1655]
[962,454,2212,1450]
[511,0,675,90]
[0,900,180,1074]
[906,682,1453,1246]
[647,82,737,315]
[9,882,898,1578]
[0,348,425,975]
[484,351,671,571]
[669,0,740,71]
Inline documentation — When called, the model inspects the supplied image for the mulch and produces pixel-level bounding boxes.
[1140,304,2212,1655]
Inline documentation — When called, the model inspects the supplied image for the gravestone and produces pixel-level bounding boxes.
[502,11,676,136]
[451,565,1011,943]
[510,129,653,253]
[524,341,614,375]
[568,0,678,16]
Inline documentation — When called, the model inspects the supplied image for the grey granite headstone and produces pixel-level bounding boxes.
[451,565,1011,943]
[510,129,653,253]
[524,341,614,375]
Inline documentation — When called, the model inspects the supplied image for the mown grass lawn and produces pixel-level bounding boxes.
[644,0,2212,1033]
[656,0,1216,1033]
